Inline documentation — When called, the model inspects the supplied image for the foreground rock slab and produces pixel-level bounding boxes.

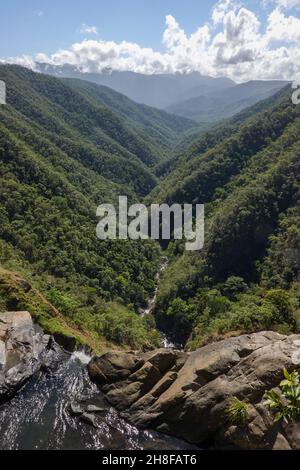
[0,311,58,401]
[88,332,300,449]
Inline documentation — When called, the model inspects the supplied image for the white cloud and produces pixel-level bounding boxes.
[1,55,38,69]
[79,24,98,36]
[212,7,262,66]
[275,0,300,9]
[35,10,44,17]
[266,8,300,43]
[212,0,241,24]
[3,2,300,81]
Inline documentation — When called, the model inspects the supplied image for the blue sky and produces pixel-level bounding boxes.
[1,1,300,81]
[0,0,264,57]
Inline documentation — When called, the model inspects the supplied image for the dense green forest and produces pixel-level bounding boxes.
[0,65,193,350]
[1,64,300,353]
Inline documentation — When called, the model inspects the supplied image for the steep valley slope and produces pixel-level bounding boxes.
[0,65,196,351]
[153,85,300,348]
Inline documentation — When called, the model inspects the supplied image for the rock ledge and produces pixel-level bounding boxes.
[0,311,57,401]
[88,331,300,449]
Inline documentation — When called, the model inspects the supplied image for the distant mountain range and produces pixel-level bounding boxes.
[166,80,289,122]
[36,64,288,123]
[37,64,235,109]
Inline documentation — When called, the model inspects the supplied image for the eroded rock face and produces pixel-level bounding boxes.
[0,311,56,401]
[88,332,300,450]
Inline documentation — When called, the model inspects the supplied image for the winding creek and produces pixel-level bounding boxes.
[140,257,168,318]
[140,257,179,349]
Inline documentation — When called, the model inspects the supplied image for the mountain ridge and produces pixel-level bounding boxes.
[166,80,288,122]
[36,63,236,108]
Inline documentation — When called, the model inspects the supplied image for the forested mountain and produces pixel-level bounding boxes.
[154,85,300,347]
[64,78,195,140]
[166,80,288,123]
[38,64,235,108]
[0,66,195,195]
[38,64,287,124]
[63,77,196,173]
[150,86,297,204]
[1,65,192,349]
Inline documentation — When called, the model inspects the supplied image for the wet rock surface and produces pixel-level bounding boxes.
[0,311,60,402]
[88,332,300,450]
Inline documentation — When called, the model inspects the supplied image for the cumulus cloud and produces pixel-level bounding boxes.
[266,8,300,42]
[2,1,300,81]
[212,0,241,24]
[212,7,262,66]
[275,0,300,9]
[79,24,98,35]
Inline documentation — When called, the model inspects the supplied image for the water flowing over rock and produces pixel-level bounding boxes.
[88,331,300,450]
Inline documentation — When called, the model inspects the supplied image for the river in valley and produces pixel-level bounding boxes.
[140,258,168,318]
[0,351,196,450]
[140,258,182,350]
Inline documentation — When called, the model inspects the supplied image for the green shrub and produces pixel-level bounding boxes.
[264,369,300,423]
[220,276,248,300]
[96,303,161,349]
[187,288,298,350]
[226,397,249,425]
[265,289,294,323]
[46,288,80,318]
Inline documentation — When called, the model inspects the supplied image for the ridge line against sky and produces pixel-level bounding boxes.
[1,0,300,81]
